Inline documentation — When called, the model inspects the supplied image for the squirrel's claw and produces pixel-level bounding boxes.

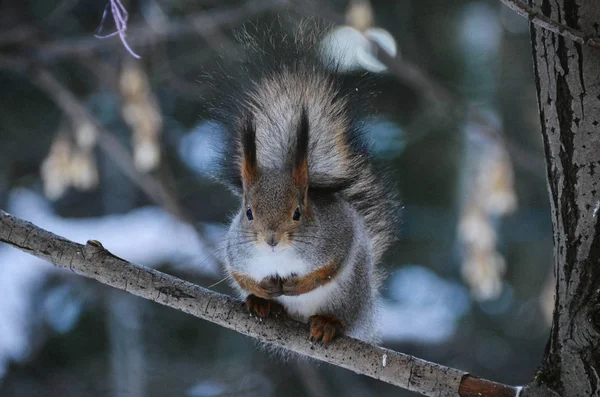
[245,294,285,318]
[309,314,344,344]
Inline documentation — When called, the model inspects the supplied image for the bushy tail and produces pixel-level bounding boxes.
[208,18,399,263]
[341,161,399,263]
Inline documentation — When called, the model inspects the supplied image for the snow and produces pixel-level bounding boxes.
[379,265,471,343]
[178,120,223,176]
[0,189,472,378]
[0,188,223,379]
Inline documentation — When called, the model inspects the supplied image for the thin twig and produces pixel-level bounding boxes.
[296,3,545,177]
[32,68,183,219]
[0,211,523,397]
[0,0,284,62]
[0,55,220,266]
[0,26,34,47]
[371,43,545,176]
[375,45,547,177]
[499,0,600,49]
[31,0,290,62]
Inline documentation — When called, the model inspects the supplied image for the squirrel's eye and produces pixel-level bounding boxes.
[293,207,301,221]
[246,208,254,221]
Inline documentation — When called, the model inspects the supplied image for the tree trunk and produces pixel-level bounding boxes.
[527,0,600,396]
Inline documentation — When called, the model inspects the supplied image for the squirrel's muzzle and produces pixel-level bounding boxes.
[266,231,279,247]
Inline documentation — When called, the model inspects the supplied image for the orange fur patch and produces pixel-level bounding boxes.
[232,271,271,299]
[292,158,308,187]
[232,259,340,299]
[281,260,340,296]
[231,271,282,299]
[241,157,257,186]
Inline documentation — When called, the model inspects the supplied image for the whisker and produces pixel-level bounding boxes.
[206,277,228,289]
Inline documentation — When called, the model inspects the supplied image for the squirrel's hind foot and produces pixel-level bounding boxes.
[245,294,285,318]
[309,315,345,344]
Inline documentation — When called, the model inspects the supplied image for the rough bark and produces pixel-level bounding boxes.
[0,210,522,397]
[526,0,600,396]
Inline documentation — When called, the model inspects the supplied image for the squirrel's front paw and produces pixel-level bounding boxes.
[245,294,285,318]
[281,275,301,296]
[258,276,283,298]
[309,315,345,344]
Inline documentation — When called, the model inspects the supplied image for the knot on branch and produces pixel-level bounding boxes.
[83,239,106,260]
[83,239,126,263]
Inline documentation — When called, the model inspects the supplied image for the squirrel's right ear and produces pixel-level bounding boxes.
[240,113,258,188]
[292,106,309,188]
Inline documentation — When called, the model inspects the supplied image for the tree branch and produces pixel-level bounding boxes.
[370,37,545,179]
[33,0,290,62]
[294,2,545,178]
[0,211,522,397]
[526,0,600,395]
[499,0,600,49]
[28,67,228,270]
[31,68,183,219]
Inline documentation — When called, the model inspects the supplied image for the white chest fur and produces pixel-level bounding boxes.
[245,245,339,322]
[245,245,311,280]
[277,281,339,322]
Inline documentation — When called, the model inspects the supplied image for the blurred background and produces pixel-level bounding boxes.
[0,0,553,396]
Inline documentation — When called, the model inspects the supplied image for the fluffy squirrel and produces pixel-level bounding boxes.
[211,21,399,343]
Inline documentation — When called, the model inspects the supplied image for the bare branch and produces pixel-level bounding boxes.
[34,0,290,62]
[296,3,545,178]
[0,26,34,46]
[0,211,523,397]
[372,40,545,178]
[0,0,287,67]
[499,0,600,49]
[28,69,225,273]
[0,58,220,266]
[31,69,183,219]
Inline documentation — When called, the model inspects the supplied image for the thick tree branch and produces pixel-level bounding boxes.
[527,0,600,395]
[499,0,600,49]
[0,211,522,397]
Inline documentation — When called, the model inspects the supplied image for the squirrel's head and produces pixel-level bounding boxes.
[239,108,310,248]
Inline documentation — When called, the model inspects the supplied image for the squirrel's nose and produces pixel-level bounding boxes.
[266,232,279,247]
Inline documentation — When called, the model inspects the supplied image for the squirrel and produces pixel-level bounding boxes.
[210,20,399,344]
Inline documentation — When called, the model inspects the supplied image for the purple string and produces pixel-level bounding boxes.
[95,0,141,59]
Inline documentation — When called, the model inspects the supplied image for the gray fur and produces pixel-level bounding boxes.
[225,174,379,341]
[215,20,398,343]
[231,65,397,263]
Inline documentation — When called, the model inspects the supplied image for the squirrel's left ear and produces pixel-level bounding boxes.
[240,113,258,188]
[292,106,309,189]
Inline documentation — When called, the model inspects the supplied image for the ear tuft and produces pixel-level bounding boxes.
[241,113,258,187]
[293,106,309,187]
